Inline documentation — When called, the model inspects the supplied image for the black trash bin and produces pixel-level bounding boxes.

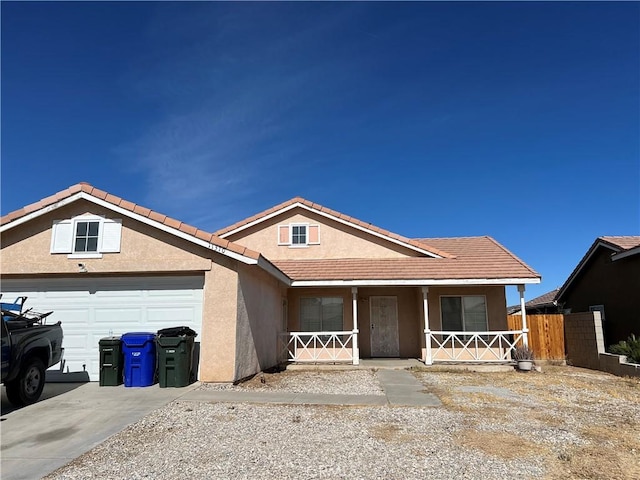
[99,336,123,386]
[156,327,197,388]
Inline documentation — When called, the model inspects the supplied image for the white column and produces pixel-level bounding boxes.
[518,284,529,348]
[422,287,432,365]
[352,287,359,365]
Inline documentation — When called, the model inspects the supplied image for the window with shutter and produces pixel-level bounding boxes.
[50,215,122,257]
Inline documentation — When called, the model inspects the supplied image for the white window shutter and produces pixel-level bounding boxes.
[50,220,73,253]
[101,219,122,253]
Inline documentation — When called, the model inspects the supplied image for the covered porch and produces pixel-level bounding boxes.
[280,284,533,366]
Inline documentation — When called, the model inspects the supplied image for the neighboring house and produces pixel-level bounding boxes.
[0,183,541,382]
[555,236,640,348]
[507,288,561,315]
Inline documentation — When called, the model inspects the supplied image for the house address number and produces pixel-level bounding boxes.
[210,243,226,254]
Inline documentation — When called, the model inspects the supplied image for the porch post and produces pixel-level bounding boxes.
[422,287,432,365]
[352,287,359,365]
[518,284,529,348]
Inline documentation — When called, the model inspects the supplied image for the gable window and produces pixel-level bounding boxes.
[278,223,320,247]
[440,296,488,332]
[300,297,343,331]
[74,221,100,253]
[51,215,122,258]
[291,225,307,245]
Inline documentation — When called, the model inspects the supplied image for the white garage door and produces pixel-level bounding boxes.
[1,276,203,381]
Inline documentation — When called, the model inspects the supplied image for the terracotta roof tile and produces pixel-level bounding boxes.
[163,217,182,229]
[274,236,539,282]
[148,211,167,223]
[104,193,122,205]
[119,199,136,211]
[90,187,109,200]
[180,224,197,236]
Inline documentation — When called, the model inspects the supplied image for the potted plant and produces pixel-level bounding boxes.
[513,345,535,371]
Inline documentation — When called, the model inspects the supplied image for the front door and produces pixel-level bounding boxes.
[370,296,399,357]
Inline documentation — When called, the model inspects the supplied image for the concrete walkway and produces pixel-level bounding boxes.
[181,368,441,407]
[1,382,199,480]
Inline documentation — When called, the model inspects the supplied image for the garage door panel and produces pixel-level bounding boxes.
[2,276,203,381]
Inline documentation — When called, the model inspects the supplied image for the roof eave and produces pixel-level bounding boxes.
[290,277,541,287]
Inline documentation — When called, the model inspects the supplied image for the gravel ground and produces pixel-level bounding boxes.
[200,369,385,396]
[45,366,640,480]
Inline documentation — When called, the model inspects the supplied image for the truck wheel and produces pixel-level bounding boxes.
[5,357,46,407]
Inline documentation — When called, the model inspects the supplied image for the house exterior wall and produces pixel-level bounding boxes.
[234,263,286,380]
[560,248,640,346]
[224,208,421,260]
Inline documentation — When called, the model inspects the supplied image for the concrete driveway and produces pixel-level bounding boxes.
[1,381,199,480]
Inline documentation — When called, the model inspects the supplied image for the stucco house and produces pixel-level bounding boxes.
[555,236,640,348]
[0,183,540,382]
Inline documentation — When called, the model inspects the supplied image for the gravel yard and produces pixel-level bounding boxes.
[46,366,639,480]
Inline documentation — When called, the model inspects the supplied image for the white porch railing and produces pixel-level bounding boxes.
[427,330,525,363]
[281,331,355,363]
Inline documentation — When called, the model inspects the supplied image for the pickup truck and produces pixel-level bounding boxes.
[1,297,64,407]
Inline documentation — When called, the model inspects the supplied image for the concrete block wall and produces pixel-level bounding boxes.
[565,311,640,378]
[564,312,604,370]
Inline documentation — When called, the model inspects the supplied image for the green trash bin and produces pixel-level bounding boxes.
[156,327,197,388]
[99,336,123,386]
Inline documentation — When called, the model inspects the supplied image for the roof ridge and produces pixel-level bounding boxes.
[215,197,456,259]
[483,236,540,277]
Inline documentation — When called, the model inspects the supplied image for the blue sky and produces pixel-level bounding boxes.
[2,2,638,305]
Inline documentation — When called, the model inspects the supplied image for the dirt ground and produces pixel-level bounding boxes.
[412,365,640,480]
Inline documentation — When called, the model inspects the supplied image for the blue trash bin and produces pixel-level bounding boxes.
[122,332,157,387]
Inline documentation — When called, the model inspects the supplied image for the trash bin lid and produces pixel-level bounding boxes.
[157,326,197,337]
[99,336,122,345]
[122,332,156,346]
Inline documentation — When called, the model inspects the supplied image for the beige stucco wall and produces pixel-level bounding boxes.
[199,258,240,382]
[224,208,420,260]
[234,263,287,380]
[1,200,210,274]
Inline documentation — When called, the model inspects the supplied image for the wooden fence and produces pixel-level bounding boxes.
[507,314,565,360]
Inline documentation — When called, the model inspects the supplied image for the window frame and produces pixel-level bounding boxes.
[290,223,309,247]
[439,295,488,332]
[73,219,101,254]
[50,215,122,258]
[299,296,344,332]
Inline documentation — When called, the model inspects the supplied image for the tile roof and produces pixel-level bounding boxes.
[0,183,261,261]
[273,236,540,282]
[215,196,455,259]
[599,236,640,251]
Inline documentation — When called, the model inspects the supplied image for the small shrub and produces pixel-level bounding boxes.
[609,334,640,364]
[512,345,535,361]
